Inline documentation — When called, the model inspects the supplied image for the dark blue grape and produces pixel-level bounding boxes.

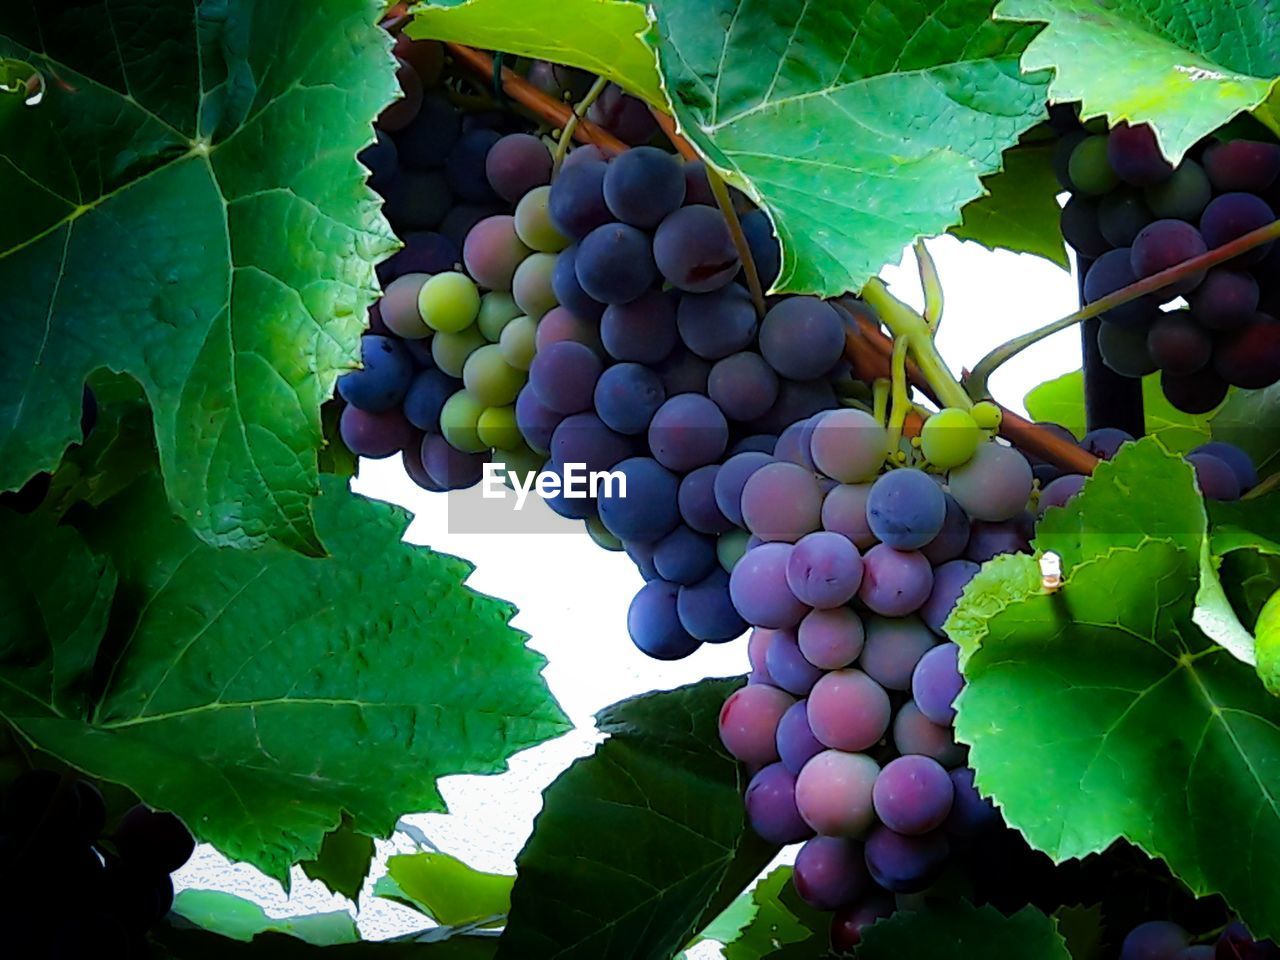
[444,128,501,203]
[863,825,949,893]
[1190,441,1257,490]
[337,336,414,412]
[1060,196,1109,258]
[550,412,632,474]
[653,205,740,293]
[601,290,678,363]
[551,244,607,322]
[776,700,824,774]
[597,457,680,542]
[592,363,665,436]
[708,352,780,422]
[944,768,1001,836]
[402,368,460,431]
[394,94,461,169]
[740,209,781,288]
[359,131,398,194]
[677,283,758,360]
[648,394,728,472]
[421,434,485,489]
[548,161,612,240]
[714,451,774,526]
[866,468,946,550]
[759,297,845,379]
[1083,249,1157,327]
[575,222,657,305]
[603,146,686,228]
[654,347,711,396]
[627,579,701,659]
[677,568,747,641]
[1081,426,1134,459]
[678,465,734,535]
[515,385,564,454]
[652,525,719,585]
[1186,452,1242,501]
[529,341,603,414]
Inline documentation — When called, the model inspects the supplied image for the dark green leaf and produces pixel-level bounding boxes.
[1051,904,1105,960]
[153,926,498,959]
[170,890,358,945]
[856,902,1069,959]
[1210,383,1280,483]
[950,142,1069,268]
[301,815,377,902]
[0,0,398,553]
[722,867,827,960]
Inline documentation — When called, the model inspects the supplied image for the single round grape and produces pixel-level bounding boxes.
[786,531,864,609]
[444,128,501,203]
[535,305,605,356]
[920,494,971,565]
[1068,135,1119,194]
[777,700,826,774]
[863,824,949,893]
[678,568,747,641]
[1060,195,1109,258]
[682,160,716,205]
[421,434,486,489]
[1213,315,1280,389]
[919,408,981,469]
[677,284,758,360]
[512,252,559,319]
[113,805,196,874]
[419,271,482,333]
[629,579,701,660]
[550,245,606,322]
[550,412,632,474]
[338,336,414,412]
[970,401,1001,431]
[511,185,569,254]
[547,160,612,240]
[866,469,947,550]
[626,540,659,581]
[740,208,782,289]
[526,60,594,102]
[603,145,686,228]
[859,615,936,691]
[944,767,1001,836]
[1190,441,1257,490]
[947,443,1033,522]
[1107,122,1173,186]
[575,222,658,305]
[748,626,780,677]
[798,607,865,670]
[439,390,488,453]
[794,749,880,836]
[542,460,599,519]
[873,755,954,836]
[745,762,813,845]
[1083,249,1158,327]
[1144,159,1211,221]
[498,315,538,370]
[807,669,892,752]
[339,406,415,458]
[766,629,825,695]
[912,642,964,726]
[381,273,432,339]
[965,518,1031,564]
[708,352,780,422]
[1098,189,1153,247]
[1200,192,1276,264]
[829,896,895,952]
[593,363,665,436]
[759,296,845,380]
[773,415,821,470]
[431,324,487,378]
[729,542,809,628]
[1202,138,1280,192]
[893,701,967,768]
[561,143,607,169]
[653,525,718,585]
[403,368,460,431]
[379,57,424,131]
[1186,452,1242,501]
[514,386,563,455]
[476,405,521,450]
[810,409,888,483]
[1098,319,1159,377]
[586,84,658,145]
[1080,426,1133,460]
[678,464,734,535]
[597,456,680,543]
[1188,268,1260,331]
[1038,473,1086,514]
[714,451,775,526]
[653,205,740,293]
[794,837,868,912]
[1130,219,1207,295]
[1119,922,1190,960]
[601,290,679,364]
[475,291,522,342]
[484,133,552,204]
[740,461,824,542]
[821,483,877,550]
[648,394,729,473]
[857,544,934,617]
[529,341,603,414]
[1147,310,1212,375]
[1161,368,1229,414]
[380,231,459,283]
[462,344,525,407]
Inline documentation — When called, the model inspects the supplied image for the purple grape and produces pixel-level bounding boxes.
[807,669,892,752]
[600,290,677,363]
[648,394,729,473]
[677,284,758,360]
[678,464,734,535]
[678,568,747,642]
[718,683,794,765]
[655,348,713,399]
[549,412,632,474]
[1131,219,1207,294]
[547,160,612,240]
[921,560,981,638]
[529,341,603,414]
[1120,921,1189,960]
[627,579,701,660]
[713,451,774,526]
[863,825,949,893]
[421,434,485,490]
[1186,452,1242,501]
[809,409,888,483]
[749,377,837,436]
[1190,441,1257,490]
[650,526,718,587]
[944,768,1001,836]
[340,406,415,458]
[785,531,864,609]
[872,755,954,836]
[857,544,933,617]
[444,128,501,203]
[597,456,680,542]
[653,205,740,293]
[392,92,457,166]
[947,443,1033,522]
[1147,310,1212,375]
[541,461,599,520]
[551,245,607,322]
[484,133,552,204]
[1200,192,1276,264]
[859,615,936,691]
[829,896,895,952]
[515,386,564,454]
[821,483,877,550]
[965,517,1032,564]
[380,231,460,282]
[403,369,461,431]
[1083,248,1158,327]
[741,461,824,542]
[1203,139,1280,192]
[729,542,809,629]
[745,763,813,845]
[739,208,782,289]
[1188,268,1259,330]
[766,630,825,696]
[594,363,665,435]
[777,700,825,774]
[586,84,658,145]
[576,222,657,305]
[1081,426,1133,460]
[403,444,446,492]
[794,749,880,836]
[1213,314,1280,388]
[1038,473,1086,514]
[866,468,947,550]
[759,296,845,380]
[912,642,963,726]
[748,627,780,678]
[1162,368,1230,414]
[920,494,970,564]
[797,607,865,670]
[793,837,868,911]
[1060,195,1109,257]
[893,701,966,768]
[1107,122,1173,186]
[535,306,605,355]
[603,145,686,228]
[683,160,716,205]
[708,352,780,421]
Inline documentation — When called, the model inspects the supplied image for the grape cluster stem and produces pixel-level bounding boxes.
[552,76,610,173]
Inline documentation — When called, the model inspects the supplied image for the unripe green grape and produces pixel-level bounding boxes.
[477,404,521,450]
[477,291,523,342]
[439,391,487,453]
[431,324,487,377]
[463,343,525,406]
[1068,135,1119,195]
[512,252,559,319]
[920,408,982,468]
[419,271,481,333]
[717,529,750,572]
[496,443,544,489]
[586,515,624,551]
[499,315,538,370]
[514,185,570,252]
[970,401,1001,431]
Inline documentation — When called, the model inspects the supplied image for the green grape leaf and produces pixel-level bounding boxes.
[0,0,398,554]
[496,677,777,960]
[1051,903,1105,960]
[1210,383,1280,481]
[1258,589,1280,697]
[720,867,828,960]
[0,474,569,885]
[996,0,1280,160]
[407,0,663,107]
[153,926,498,959]
[300,816,377,902]
[857,903,1069,960]
[647,0,1049,296]
[950,142,1070,268]
[170,890,359,946]
[1023,370,1214,453]
[373,852,512,926]
[953,539,1280,941]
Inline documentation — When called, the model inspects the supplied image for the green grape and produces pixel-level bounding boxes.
[419,271,481,333]
[512,252,559,319]
[496,443,544,489]
[920,408,982,468]
[514,185,570,253]
[499,315,538,370]
[717,528,750,573]
[463,344,526,407]
[1067,135,1119,195]
[586,515,624,551]
[439,391,487,453]
[477,404,521,450]
[431,324,487,377]
[970,401,1001,431]
[477,291,523,342]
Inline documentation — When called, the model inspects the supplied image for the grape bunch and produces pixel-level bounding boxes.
[1056,116,1280,413]
[1120,919,1278,959]
[0,764,195,958]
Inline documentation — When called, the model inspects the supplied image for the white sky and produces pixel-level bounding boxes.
[175,237,1082,945]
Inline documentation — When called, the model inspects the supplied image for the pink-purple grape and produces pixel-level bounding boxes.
[1200,192,1276,264]
[912,642,964,726]
[793,837,868,911]
[1203,139,1280,192]
[648,394,729,473]
[729,542,809,628]
[1130,219,1208,294]
[797,607,865,670]
[866,468,947,550]
[484,133,552,204]
[600,290,678,364]
[821,483,877,550]
[857,544,934,617]
[1038,473,1086,514]
[1186,452,1242,501]
[946,443,1033,522]
[921,559,980,635]
[776,700,825,774]
[892,701,967,768]
[858,615,936,691]
[785,531,864,609]
[340,406,415,459]
[741,461,824,542]
[745,762,814,845]
[871,755,954,836]
[809,410,887,482]
[794,749,880,836]
[627,579,701,660]
[535,305,605,355]
[807,669,892,752]
[773,416,821,470]
[1107,121,1173,186]
[421,434,486,490]
[529,341,603,414]
[765,630,825,696]
[863,825,949,893]
[718,683,793,765]
[747,628,780,678]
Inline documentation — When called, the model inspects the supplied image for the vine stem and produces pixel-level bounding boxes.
[708,170,767,319]
[553,75,608,173]
[915,240,943,332]
[1244,470,1280,500]
[968,218,1280,399]
[860,279,972,411]
[885,335,910,453]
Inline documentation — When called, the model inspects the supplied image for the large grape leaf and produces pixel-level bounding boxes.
[407,0,664,107]
[0,475,569,884]
[949,444,1280,939]
[496,678,777,960]
[647,0,1049,297]
[857,903,1069,960]
[0,0,398,555]
[171,890,359,946]
[950,141,1070,269]
[996,0,1280,161]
